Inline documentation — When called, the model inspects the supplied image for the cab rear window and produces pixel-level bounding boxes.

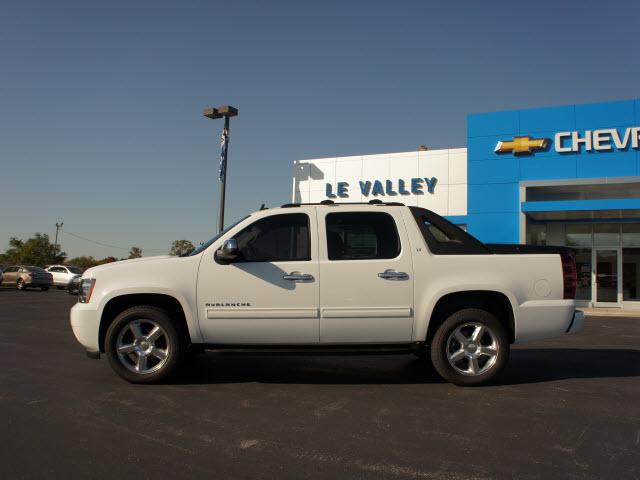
[409,207,490,255]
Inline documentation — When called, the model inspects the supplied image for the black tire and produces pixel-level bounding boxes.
[430,308,509,386]
[16,279,25,291]
[41,286,49,291]
[105,305,184,384]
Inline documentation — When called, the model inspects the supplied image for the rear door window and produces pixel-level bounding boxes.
[325,212,400,260]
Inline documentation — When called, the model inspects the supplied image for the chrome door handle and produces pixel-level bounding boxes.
[378,269,409,280]
[283,271,314,282]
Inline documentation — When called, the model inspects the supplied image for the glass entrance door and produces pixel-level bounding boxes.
[594,249,620,305]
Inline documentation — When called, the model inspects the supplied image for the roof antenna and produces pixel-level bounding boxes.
[259,203,267,210]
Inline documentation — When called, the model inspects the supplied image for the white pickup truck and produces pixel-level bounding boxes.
[70,201,583,386]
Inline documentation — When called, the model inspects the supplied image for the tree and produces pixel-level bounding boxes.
[0,237,24,264]
[0,233,65,266]
[64,256,119,271]
[66,256,99,271]
[128,247,142,259]
[169,240,195,256]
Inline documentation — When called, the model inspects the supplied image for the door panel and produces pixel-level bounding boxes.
[3,268,17,284]
[197,210,320,344]
[318,209,414,343]
[50,268,62,285]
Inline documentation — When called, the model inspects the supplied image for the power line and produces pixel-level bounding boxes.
[60,230,167,253]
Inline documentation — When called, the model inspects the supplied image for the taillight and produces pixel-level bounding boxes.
[561,251,577,299]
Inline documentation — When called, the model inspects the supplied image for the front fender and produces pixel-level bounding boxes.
[94,286,203,344]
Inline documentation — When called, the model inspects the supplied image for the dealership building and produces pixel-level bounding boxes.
[292,98,640,309]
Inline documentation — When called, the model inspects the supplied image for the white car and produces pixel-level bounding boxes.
[70,201,583,386]
[46,265,83,289]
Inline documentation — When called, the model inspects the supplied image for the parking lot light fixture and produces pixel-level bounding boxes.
[202,107,222,119]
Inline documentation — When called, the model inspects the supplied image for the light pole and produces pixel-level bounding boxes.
[203,105,238,233]
[55,221,63,252]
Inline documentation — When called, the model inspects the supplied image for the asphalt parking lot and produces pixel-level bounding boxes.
[1,289,639,480]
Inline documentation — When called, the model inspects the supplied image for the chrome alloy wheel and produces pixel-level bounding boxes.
[446,322,499,376]
[116,319,170,374]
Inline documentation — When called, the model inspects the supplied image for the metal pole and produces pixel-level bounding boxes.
[55,222,63,251]
[218,116,230,233]
[204,105,237,233]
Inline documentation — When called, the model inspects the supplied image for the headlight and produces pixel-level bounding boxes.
[78,279,96,303]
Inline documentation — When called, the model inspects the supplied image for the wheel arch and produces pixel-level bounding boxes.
[98,293,192,352]
[425,290,516,345]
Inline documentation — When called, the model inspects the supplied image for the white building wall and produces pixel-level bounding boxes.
[292,148,467,216]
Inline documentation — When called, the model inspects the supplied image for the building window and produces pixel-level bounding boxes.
[623,248,640,301]
[622,224,640,247]
[574,248,592,301]
[565,224,591,247]
[527,223,547,246]
[593,224,620,246]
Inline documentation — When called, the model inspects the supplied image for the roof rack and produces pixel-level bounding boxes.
[280,200,405,208]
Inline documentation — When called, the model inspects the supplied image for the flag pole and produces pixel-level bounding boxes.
[203,105,238,234]
[218,115,230,233]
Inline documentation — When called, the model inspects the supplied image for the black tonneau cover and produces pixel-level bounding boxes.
[486,244,574,255]
[409,206,574,256]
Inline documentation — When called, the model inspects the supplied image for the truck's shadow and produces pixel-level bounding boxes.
[499,348,640,385]
[175,348,640,386]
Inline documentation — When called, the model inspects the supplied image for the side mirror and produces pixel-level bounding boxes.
[216,238,239,263]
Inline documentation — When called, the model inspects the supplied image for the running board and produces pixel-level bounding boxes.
[200,343,422,356]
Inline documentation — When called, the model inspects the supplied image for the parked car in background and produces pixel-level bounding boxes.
[1,266,53,291]
[46,265,83,289]
[68,275,81,295]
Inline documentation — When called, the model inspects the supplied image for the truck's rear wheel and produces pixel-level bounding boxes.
[105,306,184,384]
[430,308,509,386]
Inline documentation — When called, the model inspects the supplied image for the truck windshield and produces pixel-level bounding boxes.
[187,216,250,256]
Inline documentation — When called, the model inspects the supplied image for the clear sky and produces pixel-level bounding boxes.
[1,0,639,258]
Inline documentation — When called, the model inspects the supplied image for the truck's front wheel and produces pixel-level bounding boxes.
[105,306,184,384]
[430,308,509,386]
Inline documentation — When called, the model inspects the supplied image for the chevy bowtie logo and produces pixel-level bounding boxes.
[495,136,549,155]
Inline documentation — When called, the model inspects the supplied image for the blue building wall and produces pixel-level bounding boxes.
[464,99,640,243]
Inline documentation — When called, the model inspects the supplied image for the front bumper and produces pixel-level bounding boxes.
[70,302,101,352]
